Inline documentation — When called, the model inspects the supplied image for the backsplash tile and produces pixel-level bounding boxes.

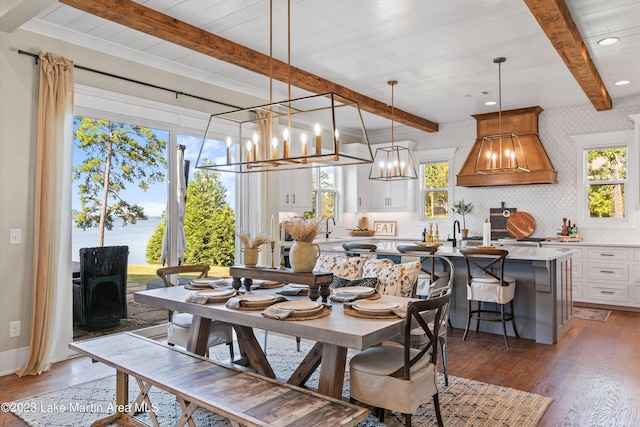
[367,101,640,243]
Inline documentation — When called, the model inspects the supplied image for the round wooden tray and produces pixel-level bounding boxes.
[343,306,401,320]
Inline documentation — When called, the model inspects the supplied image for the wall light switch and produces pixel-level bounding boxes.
[10,228,21,245]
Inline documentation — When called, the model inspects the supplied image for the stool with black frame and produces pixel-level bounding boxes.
[459,247,519,348]
[342,243,377,257]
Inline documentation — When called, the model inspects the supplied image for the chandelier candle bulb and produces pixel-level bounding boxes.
[334,129,340,152]
[253,133,259,161]
[226,137,232,164]
[483,218,491,247]
[282,128,290,158]
[314,123,322,155]
[271,137,278,159]
[301,133,307,156]
[246,140,252,162]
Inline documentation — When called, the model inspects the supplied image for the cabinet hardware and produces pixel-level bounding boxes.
[286,194,289,204]
[600,291,615,295]
[600,270,615,274]
[600,253,615,257]
[292,194,296,204]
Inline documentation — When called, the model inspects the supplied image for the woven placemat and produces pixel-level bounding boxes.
[283,307,332,321]
[252,281,285,289]
[343,306,401,320]
[330,291,381,303]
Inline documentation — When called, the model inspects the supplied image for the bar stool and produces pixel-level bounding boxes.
[459,247,519,348]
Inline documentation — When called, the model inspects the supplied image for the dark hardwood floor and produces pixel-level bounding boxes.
[1,309,638,426]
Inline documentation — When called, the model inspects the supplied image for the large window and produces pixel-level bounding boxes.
[306,167,336,219]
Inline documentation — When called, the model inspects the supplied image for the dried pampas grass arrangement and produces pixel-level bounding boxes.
[285,219,323,242]
[238,232,271,249]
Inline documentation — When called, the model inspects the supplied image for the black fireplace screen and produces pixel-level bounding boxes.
[73,246,129,330]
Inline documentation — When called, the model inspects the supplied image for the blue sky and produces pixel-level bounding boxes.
[72,124,235,219]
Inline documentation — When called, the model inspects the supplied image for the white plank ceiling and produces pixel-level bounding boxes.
[9,0,640,130]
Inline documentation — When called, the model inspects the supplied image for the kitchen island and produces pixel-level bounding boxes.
[321,241,573,345]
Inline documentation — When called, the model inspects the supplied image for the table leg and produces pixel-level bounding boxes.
[288,342,323,387]
[186,315,212,356]
[318,344,347,399]
[233,325,276,378]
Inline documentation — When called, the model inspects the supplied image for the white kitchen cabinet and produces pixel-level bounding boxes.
[279,168,312,211]
[370,179,411,211]
[344,144,372,212]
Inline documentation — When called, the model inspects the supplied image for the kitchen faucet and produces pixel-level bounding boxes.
[325,216,336,239]
[451,220,460,247]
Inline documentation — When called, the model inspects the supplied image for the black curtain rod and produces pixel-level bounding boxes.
[18,49,242,111]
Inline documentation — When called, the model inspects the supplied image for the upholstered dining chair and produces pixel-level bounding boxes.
[396,245,449,298]
[156,265,234,358]
[459,247,519,348]
[342,242,377,257]
[350,288,451,427]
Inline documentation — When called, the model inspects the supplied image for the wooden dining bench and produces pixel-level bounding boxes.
[69,332,368,427]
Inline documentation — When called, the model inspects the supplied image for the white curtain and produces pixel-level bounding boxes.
[18,52,74,376]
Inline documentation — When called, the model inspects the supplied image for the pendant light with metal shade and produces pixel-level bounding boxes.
[369,80,417,181]
[474,57,529,174]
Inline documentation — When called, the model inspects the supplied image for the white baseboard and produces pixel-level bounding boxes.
[0,346,29,376]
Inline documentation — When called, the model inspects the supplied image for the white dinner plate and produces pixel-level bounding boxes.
[352,299,399,315]
[274,300,323,317]
[336,286,375,295]
[240,294,277,306]
[190,278,226,287]
[195,289,235,297]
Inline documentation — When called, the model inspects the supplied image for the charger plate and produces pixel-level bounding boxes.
[239,294,277,307]
[335,286,375,296]
[273,300,323,318]
[195,289,236,297]
[343,306,400,320]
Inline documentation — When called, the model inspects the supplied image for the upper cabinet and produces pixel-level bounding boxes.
[344,142,415,213]
[279,168,312,212]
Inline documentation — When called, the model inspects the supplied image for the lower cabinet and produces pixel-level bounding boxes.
[542,243,639,309]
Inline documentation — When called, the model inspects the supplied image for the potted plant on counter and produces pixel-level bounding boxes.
[452,199,474,239]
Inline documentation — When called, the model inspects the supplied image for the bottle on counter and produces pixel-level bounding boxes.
[422,228,427,242]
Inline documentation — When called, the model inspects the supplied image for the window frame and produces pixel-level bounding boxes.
[308,166,338,219]
[413,148,457,222]
[571,129,636,228]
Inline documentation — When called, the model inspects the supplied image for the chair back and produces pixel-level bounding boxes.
[156,264,210,287]
[342,243,377,257]
[156,264,210,322]
[397,288,452,380]
[459,247,509,286]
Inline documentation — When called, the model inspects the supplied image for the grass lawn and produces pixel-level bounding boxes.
[127,264,231,284]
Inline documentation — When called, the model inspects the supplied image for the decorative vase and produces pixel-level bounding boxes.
[461,229,469,239]
[289,241,320,273]
[242,247,260,267]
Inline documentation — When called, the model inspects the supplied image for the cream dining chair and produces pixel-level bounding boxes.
[350,288,451,427]
[156,265,235,358]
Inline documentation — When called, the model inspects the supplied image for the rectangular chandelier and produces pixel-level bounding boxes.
[473,133,530,174]
[195,92,373,173]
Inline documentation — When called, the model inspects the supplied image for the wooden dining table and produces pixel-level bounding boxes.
[134,277,416,399]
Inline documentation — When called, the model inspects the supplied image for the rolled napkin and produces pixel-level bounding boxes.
[391,306,407,318]
[277,285,308,296]
[185,294,211,304]
[331,291,359,303]
[261,306,294,320]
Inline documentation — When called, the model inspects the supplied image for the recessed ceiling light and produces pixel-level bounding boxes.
[597,37,619,46]
[614,80,630,86]
[485,101,497,106]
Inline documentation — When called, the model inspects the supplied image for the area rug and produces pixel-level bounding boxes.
[572,306,611,322]
[12,335,552,427]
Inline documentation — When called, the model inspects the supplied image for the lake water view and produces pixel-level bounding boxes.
[72,217,162,265]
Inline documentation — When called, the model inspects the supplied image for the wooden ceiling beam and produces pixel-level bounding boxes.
[524,0,611,111]
[59,0,439,132]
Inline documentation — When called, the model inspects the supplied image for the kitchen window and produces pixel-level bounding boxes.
[414,148,456,221]
[572,129,637,227]
[305,167,336,219]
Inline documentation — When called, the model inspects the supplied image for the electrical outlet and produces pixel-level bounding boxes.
[10,229,22,245]
[9,321,21,337]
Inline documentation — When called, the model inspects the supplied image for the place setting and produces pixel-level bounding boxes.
[262,300,332,321]
[184,277,232,290]
[343,298,407,319]
[225,293,287,311]
[330,286,380,303]
[185,288,238,304]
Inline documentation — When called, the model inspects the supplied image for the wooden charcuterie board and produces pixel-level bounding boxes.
[506,212,536,239]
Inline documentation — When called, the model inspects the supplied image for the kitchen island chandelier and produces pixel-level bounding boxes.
[474,57,530,174]
[195,0,373,174]
[369,80,417,181]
